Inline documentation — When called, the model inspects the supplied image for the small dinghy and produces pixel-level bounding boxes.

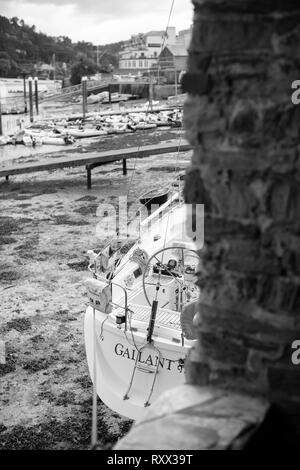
[65,129,107,138]
[84,191,200,420]
[41,135,75,145]
[22,135,43,147]
[134,123,157,130]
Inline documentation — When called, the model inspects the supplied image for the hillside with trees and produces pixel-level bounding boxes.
[0,15,124,80]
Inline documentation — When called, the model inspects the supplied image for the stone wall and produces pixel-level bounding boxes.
[182,0,300,434]
[116,0,300,449]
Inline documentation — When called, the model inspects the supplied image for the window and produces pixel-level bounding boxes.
[144,60,148,67]
[128,61,131,67]
[139,61,143,67]
[132,60,136,67]
[154,52,157,57]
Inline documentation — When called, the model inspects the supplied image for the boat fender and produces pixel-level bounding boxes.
[85,278,112,314]
[180,301,199,340]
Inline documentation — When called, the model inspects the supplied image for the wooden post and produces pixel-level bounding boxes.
[108,84,112,104]
[149,72,153,111]
[174,66,178,103]
[122,159,127,175]
[86,165,92,190]
[23,73,27,113]
[28,77,33,123]
[34,77,39,115]
[82,76,87,120]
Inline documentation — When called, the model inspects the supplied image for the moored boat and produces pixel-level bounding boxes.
[84,190,200,420]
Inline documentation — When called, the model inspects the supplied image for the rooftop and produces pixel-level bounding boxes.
[160,44,188,57]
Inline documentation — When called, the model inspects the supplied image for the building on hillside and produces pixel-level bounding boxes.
[176,27,192,48]
[33,62,55,79]
[118,26,191,74]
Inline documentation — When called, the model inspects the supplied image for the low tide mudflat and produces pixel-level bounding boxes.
[0,128,190,450]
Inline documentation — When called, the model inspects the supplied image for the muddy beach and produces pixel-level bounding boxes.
[0,127,191,450]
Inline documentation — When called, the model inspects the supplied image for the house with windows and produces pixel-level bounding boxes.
[158,44,188,73]
[118,26,191,74]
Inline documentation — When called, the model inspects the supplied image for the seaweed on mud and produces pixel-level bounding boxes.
[0,237,17,247]
[38,390,76,407]
[21,358,55,373]
[5,318,32,332]
[56,310,77,322]
[29,335,45,345]
[0,217,19,236]
[0,348,17,377]
[0,362,16,377]
[52,366,69,377]
[148,165,182,172]
[72,204,99,216]
[0,411,129,450]
[52,215,88,226]
[67,259,88,271]
[53,391,76,407]
[16,203,32,208]
[119,420,134,435]
[0,424,7,433]
[37,390,57,403]
[14,235,40,258]
[75,196,98,202]
[10,195,34,201]
[0,270,21,282]
[74,375,92,389]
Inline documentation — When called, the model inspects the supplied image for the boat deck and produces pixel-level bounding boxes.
[114,302,182,331]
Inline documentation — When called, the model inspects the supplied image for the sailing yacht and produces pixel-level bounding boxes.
[84,189,200,421]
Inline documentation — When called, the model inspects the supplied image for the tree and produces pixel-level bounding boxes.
[10,16,19,26]
[0,58,10,77]
[70,56,99,85]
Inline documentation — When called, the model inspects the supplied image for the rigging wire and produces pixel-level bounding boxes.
[90,0,181,449]
[92,0,180,265]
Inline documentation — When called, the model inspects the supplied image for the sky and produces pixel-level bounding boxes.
[0,0,194,44]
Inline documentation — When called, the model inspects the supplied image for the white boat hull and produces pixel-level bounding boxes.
[84,195,200,421]
[84,306,190,421]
